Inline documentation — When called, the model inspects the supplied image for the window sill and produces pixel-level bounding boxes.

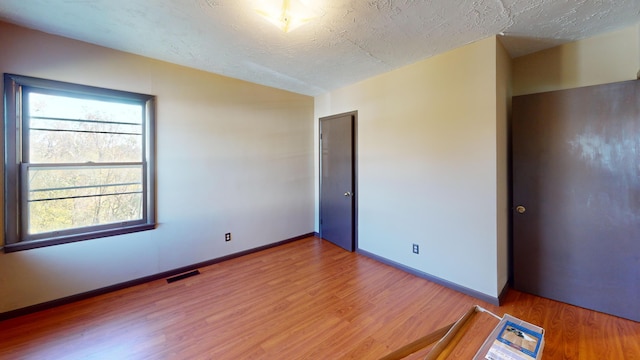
[3,223,156,253]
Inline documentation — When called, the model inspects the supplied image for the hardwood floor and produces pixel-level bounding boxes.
[1,236,638,359]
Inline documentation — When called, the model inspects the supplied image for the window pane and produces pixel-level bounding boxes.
[27,92,143,163]
[3,74,155,250]
[27,165,143,235]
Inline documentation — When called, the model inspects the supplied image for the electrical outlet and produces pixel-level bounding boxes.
[225,233,231,242]
[412,244,419,254]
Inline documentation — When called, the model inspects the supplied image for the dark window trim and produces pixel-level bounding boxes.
[3,73,157,252]
[3,224,156,253]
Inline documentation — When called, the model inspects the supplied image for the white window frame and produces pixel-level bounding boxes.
[3,74,156,252]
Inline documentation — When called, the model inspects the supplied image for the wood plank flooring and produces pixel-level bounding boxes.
[1,236,639,359]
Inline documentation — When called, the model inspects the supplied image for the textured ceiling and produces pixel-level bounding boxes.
[0,0,639,96]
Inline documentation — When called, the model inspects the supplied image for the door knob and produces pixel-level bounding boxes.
[516,205,526,214]
[344,192,353,197]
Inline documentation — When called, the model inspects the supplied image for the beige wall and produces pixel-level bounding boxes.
[513,24,640,96]
[496,39,511,294]
[0,22,315,313]
[5,17,637,313]
[315,37,507,298]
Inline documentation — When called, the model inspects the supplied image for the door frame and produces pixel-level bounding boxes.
[319,111,358,251]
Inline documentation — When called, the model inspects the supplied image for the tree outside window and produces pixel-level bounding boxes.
[3,74,156,252]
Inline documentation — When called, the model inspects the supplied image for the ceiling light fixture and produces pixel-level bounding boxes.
[254,0,319,33]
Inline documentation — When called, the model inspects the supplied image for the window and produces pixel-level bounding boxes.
[3,74,156,252]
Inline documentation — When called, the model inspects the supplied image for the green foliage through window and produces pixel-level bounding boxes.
[3,74,156,252]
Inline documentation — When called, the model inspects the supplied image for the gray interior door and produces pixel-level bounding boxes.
[320,113,355,251]
[512,80,640,322]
